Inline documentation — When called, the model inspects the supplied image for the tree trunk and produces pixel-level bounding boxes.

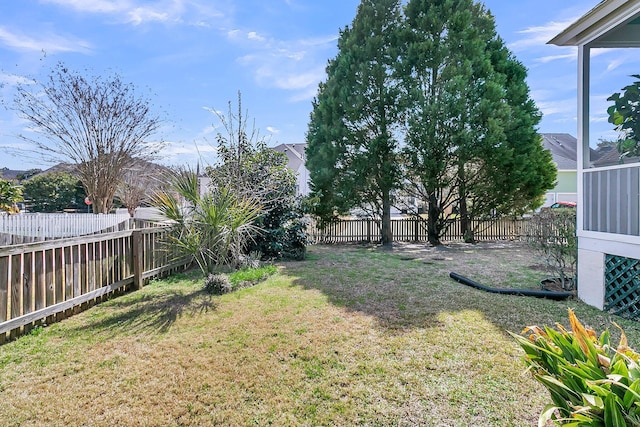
[459,195,473,243]
[381,190,393,247]
[458,165,473,243]
[427,193,441,246]
[93,197,111,214]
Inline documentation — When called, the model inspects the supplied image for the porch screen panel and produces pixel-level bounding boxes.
[584,166,640,235]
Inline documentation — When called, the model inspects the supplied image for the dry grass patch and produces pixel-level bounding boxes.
[1,242,639,426]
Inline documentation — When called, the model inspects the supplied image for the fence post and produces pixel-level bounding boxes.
[132,230,144,290]
[367,219,371,243]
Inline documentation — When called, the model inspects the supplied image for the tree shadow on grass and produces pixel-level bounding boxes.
[280,243,591,336]
[68,286,217,338]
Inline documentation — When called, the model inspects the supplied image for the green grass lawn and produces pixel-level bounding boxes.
[1,243,637,426]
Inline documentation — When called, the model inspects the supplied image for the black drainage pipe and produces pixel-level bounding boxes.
[449,272,573,301]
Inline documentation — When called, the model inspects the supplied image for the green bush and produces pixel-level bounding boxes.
[511,309,640,426]
[229,265,277,289]
[203,266,277,295]
[248,199,308,261]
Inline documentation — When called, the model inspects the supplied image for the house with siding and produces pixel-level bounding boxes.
[271,143,310,197]
[550,0,640,317]
[540,133,580,207]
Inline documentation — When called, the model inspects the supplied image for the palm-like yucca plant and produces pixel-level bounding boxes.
[152,168,262,274]
[511,309,640,426]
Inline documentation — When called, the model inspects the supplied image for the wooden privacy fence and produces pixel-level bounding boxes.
[0,226,189,342]
[0,213,132,246]
[310,217,530,243]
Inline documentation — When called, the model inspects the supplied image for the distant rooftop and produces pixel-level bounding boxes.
[271,143,307,171]
[540,133,579,170]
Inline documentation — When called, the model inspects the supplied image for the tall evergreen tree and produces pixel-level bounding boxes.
[306,0,403,246]
[401,0,555,244]
[468,36,556,219]
[401,0,501,245]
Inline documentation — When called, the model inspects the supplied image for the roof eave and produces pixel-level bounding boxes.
[549,0,640,47]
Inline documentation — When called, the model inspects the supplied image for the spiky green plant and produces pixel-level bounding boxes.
[152,168,262,274]
[511,309,640,426]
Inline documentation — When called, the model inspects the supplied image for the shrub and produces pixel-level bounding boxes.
[526,208,577,290]
[238,251,262,270]
[229,265,277,289]
[203,273,232,295]
[248,198,308,261]
[203,266,277,295]
[511,309,640,426]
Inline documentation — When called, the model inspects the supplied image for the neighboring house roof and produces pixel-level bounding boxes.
[540,133,602,170]
[592,145,640,167]
[540,133,579,170]
[40,159,169,177]
[271,143,307,171]
[41,162,78,175]
[0,168,27,180]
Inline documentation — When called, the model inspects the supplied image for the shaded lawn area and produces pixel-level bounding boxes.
[1,243,638,426]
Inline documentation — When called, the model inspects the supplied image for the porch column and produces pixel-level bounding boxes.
[576,43,589,237]
[576,43,605,310]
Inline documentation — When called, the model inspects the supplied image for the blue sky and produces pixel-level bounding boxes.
[0,0,634,171]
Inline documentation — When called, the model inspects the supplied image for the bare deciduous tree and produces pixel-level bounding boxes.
[14,62,163,213]
[115,160,169,217]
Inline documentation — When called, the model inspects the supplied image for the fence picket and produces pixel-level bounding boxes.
[310,217,530,244]
[0,257,7,323]
[0,213,131,245]
[0,226,191,342]
[11,254,21,321]
[23,252,33,315]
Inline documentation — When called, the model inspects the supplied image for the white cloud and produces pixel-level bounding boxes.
[0,72,34,86]
[247,31,265,42]
[298,35,339,47]
[606,57,625,72]
[41,0,128,14]
[225,21,335,101]
[266,126,280,134]
[227,29,241,39]
[288,86,318,103]
[159,140,218,165]
[234,33,333,101]
[273,69,325,91]
[202,106,223,116]
[42,0,225,27]
[536,51,576,63]
[127,7,171,25]
[0,26,91,54]
[536,98,576,117]
[590,114,610,123]
[197,124,218,137]
[509,20,576,52]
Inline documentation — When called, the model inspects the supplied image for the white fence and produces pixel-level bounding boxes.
[0,213,131,244]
